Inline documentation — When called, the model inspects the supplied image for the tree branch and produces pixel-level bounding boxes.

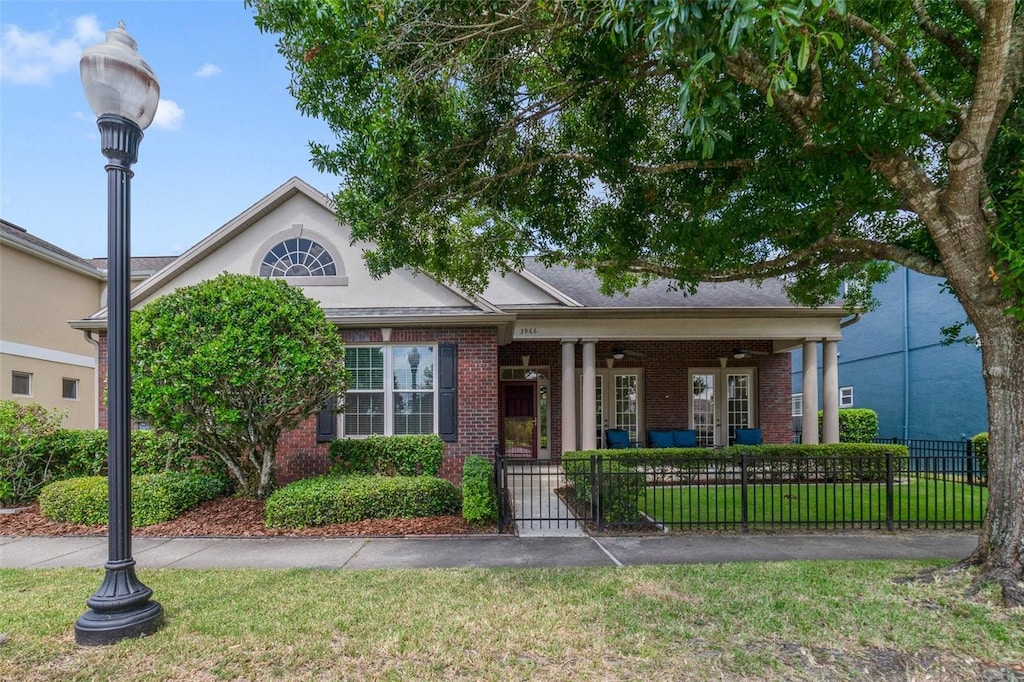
[912,0,978,72]
[945,1,1017,213]
[833,9,966,123]
[954,0,987,29]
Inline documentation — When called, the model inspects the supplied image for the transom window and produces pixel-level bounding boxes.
[260,238,337,278]
[342,345,436,437]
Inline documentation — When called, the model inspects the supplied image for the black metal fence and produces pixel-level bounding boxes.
[496,446,988,533]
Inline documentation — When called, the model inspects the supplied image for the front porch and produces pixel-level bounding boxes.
[496,338,841,460]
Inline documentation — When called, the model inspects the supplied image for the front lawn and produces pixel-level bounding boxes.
[2,562,1022,680]
[642,478,989,529]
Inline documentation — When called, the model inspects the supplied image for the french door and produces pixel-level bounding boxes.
[688,368,756,447]
[580,370,643,447]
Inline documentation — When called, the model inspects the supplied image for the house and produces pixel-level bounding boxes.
[791,266,988,441]
[69,178,854,482]
[0,219,106,428]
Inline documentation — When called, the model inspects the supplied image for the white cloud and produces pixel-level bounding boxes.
[152,98,184,131]
[194,63,221,78]
[0,15,104,85]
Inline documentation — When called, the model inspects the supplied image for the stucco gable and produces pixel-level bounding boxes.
[78,178,501,324]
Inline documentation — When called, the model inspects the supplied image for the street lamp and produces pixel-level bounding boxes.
[75,21,163,646]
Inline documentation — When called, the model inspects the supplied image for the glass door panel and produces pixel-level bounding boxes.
[726,373,752,443]
[614,374,640,443]
[691,372,716,446]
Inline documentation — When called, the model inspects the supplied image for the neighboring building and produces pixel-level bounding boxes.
[0,220,106,428]
[792,267,988,441]
[70,178,853,482]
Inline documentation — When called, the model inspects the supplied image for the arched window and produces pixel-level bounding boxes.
[260,238,337,278]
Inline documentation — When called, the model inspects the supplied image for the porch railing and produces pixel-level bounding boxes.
[497,448,988,533]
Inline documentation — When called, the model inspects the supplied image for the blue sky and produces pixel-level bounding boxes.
[1,1,337,258]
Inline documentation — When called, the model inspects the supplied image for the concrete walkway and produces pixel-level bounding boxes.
[503,461,585,537]
[1,532,978,570]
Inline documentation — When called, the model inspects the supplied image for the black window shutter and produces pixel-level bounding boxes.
[438,343,457,442]
[316,397,337,442]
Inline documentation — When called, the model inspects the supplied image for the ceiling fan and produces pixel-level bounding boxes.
[731,348,772,359]
[610,347,645,360]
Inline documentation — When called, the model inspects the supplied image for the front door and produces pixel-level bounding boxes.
[501,382,537,457]
[689,369,756,446]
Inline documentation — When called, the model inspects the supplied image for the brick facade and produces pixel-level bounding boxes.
[97,329,794,487]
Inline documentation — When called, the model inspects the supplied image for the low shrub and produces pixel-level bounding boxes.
[264,475,461,528]
[329,434,444,477]
[461,456,497,524]
[562,454,648,525]
[43,429,227,481]
[38,472,225,527]
[0,401,65,506]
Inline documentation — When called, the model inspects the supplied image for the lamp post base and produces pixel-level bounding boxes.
[74,559,163,646]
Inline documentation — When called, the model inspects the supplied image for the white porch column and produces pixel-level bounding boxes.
[801,340,819,444]
[580,339,597,451]
[561,339,577,454]
[822,340,840,443]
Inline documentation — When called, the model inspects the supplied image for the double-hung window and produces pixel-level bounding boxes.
[342,345,436,436]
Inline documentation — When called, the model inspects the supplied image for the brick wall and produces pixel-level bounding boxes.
[96,328,796,486]
[277,326,499,485]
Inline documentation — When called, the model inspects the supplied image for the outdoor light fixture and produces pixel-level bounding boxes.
[733,349,750,359]
[611,348,626,360]
[75,21,163,646]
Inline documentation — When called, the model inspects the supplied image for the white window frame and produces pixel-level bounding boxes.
[62,377,79,400]
[11,371,31,396]
[791,392,803,417]
[839,385,854,408]
[341,344,438,437]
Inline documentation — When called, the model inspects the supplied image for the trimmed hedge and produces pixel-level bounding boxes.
[461,456,497,524]
[329,434,444,477]
[264,475,461,528]
[563,442,909,520]
[37,472,225,527]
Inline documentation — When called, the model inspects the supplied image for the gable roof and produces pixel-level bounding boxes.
[89,256,179,276]
[0,219,105,280]
[72,177,511,331]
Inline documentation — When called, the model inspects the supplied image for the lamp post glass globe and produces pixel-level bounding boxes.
[74,22,163,646]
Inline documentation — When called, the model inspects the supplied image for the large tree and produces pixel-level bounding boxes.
[131,273,348,498]
[248,1,1024,601]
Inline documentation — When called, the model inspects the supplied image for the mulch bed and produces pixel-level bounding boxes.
[0,497,496,538]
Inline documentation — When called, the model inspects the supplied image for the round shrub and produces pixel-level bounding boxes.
[265,475,461,528]
[38,472,225,527]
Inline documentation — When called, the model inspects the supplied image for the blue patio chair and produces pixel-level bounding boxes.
[605,428,636,449]
[734,428,763,445]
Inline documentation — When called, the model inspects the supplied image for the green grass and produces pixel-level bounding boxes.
[642,478,989,529]
[1,562,1021,680]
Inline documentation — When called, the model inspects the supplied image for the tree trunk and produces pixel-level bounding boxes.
[965,311,1024,605]
[257,443,276,499]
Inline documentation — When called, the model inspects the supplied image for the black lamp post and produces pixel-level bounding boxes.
[75,21,163,646]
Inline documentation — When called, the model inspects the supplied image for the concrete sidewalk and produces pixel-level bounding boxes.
[1,532,978,570]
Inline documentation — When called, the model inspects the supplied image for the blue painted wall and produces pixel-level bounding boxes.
[792,267,988,441]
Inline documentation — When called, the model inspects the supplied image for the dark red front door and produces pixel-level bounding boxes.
[501,383,536,458]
